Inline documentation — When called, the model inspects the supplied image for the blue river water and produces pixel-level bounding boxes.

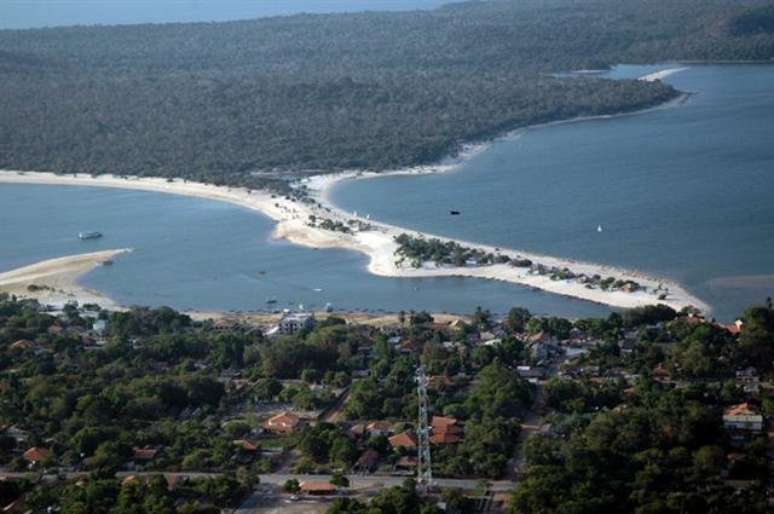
[331,64,774,321]
[0,1,450,30]
[0,184,609,317]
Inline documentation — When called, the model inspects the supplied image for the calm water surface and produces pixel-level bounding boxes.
[0,1,451,29]
[0,184,608,317]
[331,65,774,320]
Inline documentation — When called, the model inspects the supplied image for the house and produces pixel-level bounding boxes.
[517,366,547,381]
[233,439,260,452]
[526,332,559,362]
[0,425,29,444]
[396,456,418,470]
[477,330,495,340]
[264,412,302,434]
[387,336,402,347]
[278,312,316,335]
[354,449,380,473]
[430,416,463,445]
[365,421,392,437]
[300,481,337,495]
[736,367,760,394]
[652,362,670,381]
[132,447,158,462]
[388,431,418,450]
[9,340,35,352]
[723,403,764,432]
[724,319,744,335]
[23,447,51,464]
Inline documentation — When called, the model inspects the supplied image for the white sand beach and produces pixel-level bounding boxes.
[0,249,130,309]
[639,67,689,82]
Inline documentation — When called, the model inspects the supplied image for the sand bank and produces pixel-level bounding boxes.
[0,249,131,309]
[639,67,689,82]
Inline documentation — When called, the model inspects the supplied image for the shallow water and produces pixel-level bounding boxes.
[0,184,609,318]
[330,65,774,321]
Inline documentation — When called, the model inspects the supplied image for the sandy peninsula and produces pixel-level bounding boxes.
[0,168,709,314]
[0,249,131,309]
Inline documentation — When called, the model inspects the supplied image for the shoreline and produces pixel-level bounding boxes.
[0,67,711,314]
[0,164,709,314]
[0,249,131,310]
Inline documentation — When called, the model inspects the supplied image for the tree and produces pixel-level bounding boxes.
[505,307,531,333]
[283,479,300,493]
[330,472,349,488]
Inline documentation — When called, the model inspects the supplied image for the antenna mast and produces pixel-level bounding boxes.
[416,365,433,490]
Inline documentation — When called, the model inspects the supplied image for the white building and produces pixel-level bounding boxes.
[278,312,316,335]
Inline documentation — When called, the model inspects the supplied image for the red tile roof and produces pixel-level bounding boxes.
[431,416,459,431]
[264,412,301,433]
[233,439,260,452]
[23,447,51,463]
[430,431,463,445]
[300,481,337,493]
[724,402,759,417]
[9,340,34,351]
[388,431,417,449]
[132,447,158,461]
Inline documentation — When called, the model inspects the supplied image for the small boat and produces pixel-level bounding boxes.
[313,288,323,293]
[597,225,603,233]
[450,210,461,216]
[266,297,277,304]
[324,302,334,312]
[102,260,113,266]
[78,231,103,240]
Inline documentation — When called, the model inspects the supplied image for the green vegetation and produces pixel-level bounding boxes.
[3,0,773,190]
[1,293,773,512]
[394,233,509,267]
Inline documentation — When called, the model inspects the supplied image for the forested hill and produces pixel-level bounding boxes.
[0,0,772,191]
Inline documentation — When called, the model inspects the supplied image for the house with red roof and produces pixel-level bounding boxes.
[23,447,51,464]
[388,431,418,450]
[430,416,463,445]
[264,411,302,434]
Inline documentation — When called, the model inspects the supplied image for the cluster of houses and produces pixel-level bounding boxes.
[259,411,466,482]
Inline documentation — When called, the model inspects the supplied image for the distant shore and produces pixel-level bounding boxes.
[0,66,710,314]
[0,249,130,309]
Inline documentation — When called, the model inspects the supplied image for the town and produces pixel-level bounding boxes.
[0,293,772,513]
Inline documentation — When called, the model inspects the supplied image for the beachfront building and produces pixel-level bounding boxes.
[278,312,316,335]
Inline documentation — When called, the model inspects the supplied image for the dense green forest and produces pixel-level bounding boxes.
[0,0,773,190]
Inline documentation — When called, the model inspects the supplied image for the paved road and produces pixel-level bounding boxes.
[256,473,516,492]
[0,470,516,493]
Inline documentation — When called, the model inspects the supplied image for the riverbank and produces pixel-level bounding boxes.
[0,249,130,309]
